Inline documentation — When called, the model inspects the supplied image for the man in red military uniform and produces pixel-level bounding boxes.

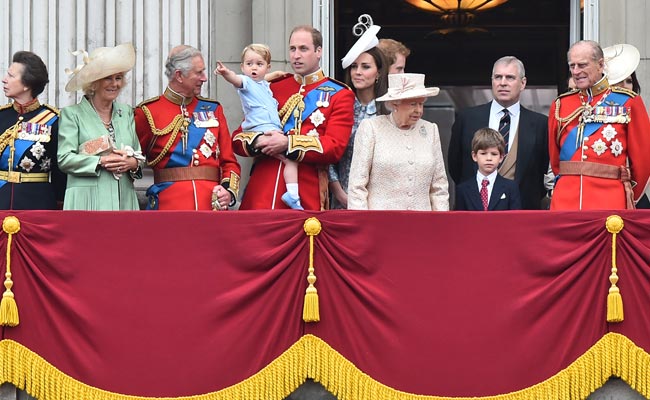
[549,40,650,210]
[232,26,354,210]
[135,45,240,210]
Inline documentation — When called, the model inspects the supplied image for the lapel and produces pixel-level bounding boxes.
[469,182,484,210]
[514,107,533,181]
[488,175,506,210]
[478,102,491,125]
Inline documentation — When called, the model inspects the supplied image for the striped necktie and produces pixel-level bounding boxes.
[499,109,511,154]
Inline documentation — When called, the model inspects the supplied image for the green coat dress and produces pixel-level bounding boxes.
[58,97,141,210]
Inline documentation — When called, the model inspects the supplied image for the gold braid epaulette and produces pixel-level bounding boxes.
[0,104,12,111]
[554,96,584,144]
[279,94,304,127]
[140,105,185,167]
[611,86,637,97]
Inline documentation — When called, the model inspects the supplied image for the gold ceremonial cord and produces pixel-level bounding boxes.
[554,98,584,144]
[140,105,184,167]
[0,120,22,157]
[279,94,304,128]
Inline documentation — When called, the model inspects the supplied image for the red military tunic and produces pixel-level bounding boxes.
[135,88,240,210]
[549,78,650,210]
[232,71,354,210]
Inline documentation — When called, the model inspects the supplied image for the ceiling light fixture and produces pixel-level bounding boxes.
[405,0,509,26]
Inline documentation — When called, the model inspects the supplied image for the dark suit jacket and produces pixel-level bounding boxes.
[448,102,548,210]
[455,174,522,211]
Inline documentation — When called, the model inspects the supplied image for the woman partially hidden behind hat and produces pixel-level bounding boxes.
[604,43,650,209]
[347,73,449,210]
[0,51,66,209]
[58,43,144,210]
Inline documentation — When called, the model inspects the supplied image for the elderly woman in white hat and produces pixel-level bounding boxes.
[347,73,449,211]
[58,43,144,210]
[328,20,389,209]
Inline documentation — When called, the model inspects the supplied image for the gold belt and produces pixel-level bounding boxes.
[153,166,219,183]
[0,170,50,183]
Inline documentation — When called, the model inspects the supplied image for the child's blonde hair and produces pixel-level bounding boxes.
[471,127,506,155]
[241,44,271,64]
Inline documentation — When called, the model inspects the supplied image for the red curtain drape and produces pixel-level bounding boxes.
[0,210,649,397]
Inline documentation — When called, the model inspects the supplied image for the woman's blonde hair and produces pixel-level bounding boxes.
[82,73,128,97]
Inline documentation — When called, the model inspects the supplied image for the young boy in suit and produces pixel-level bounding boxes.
[455,128,521,211]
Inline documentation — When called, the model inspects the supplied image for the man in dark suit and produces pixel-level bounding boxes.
[448,56,548,210]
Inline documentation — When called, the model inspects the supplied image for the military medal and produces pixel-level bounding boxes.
[193,111,219,128]
[316,91,331,108]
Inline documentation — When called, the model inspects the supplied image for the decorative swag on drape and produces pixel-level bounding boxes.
[0,210,649,400]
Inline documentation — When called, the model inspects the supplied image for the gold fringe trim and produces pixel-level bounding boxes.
[0,333,649,400]
[605,215,624,323]
[0,216,21,327]
[303,217,322,323]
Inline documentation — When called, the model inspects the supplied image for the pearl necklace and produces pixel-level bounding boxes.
[90,97,113,126]
[90,97,115,138]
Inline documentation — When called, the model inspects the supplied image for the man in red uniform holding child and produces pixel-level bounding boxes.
[232,26,354,210]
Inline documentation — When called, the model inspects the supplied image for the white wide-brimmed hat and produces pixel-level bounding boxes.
[603,43,640,85]
[341,25,381,69]
[65,43,136,92]
[376,73,439,102]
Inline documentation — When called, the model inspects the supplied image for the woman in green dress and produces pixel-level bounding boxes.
[58,43,144,210]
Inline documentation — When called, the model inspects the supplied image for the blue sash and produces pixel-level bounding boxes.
[559,92,629,161]
[145,182,172,210]
[146,100,218,209]
[283,80,344,134]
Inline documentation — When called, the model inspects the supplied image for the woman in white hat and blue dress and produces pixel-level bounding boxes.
[328,18,390,209]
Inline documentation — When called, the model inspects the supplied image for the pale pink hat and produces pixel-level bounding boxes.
[376,73,439,101]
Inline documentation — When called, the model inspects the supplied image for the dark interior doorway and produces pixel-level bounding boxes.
[334,0,571,90]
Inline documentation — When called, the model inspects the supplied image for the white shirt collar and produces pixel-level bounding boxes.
[476,170,499,187]
[490,100,521,118]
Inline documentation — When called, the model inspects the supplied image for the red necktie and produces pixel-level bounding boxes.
[480,178,489,211]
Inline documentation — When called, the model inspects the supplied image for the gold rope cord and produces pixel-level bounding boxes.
[279,94,303,128]
[605,215,624,323]
[0,119,22,156]
[0,216,21,326]
[302,217,321,323]
[0,332,649,400]
[554,98,584,143]
[140,105,184,167]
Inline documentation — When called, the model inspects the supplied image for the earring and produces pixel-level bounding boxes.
[23,87,28,91]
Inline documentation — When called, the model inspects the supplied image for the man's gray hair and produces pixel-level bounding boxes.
[492,56,526,79]
[164,45,203,80]
[568,40,603,62]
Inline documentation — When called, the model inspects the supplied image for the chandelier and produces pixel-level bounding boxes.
[405,0,509,26]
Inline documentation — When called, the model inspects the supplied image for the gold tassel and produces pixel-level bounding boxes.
[303,217,322,323]
[605,215,624,323]
[1,216,21,327]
